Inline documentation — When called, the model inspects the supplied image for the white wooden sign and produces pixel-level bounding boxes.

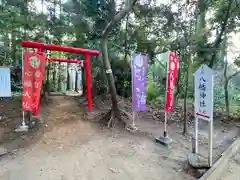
[193,64,214,167]
[0,67,11,97]
[194,64,214,121]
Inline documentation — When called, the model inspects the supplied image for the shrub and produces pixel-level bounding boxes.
[146,75,158,103]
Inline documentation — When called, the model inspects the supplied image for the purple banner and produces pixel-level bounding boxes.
[131,53,148,112]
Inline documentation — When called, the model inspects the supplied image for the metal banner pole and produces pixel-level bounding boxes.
[128,52,137,133]
[128,111,137,132]
[194,116,198,153]
[209,118,213,167]
[164,112,167,137]
[133,111,135,127]
[15,49,28,132]
[156,52,175,147]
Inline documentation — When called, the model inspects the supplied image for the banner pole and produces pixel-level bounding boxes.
[21,50,26,127]
[133,111,136,127]
[209,118,213,166]
[156,52,175,146]
[130,53,136,131]
[15,49,28,132]
[164,54,170,138]
[194,116,198,154]
[22,111,26,126]
[164,112,167,137]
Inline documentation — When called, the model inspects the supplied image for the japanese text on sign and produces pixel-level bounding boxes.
[165,52,179,112]
[22,52,46,113]
[199,76,207,114]
[131,53,148,112]
[194,64,214,121]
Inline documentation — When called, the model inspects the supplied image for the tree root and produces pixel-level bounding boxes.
[107,110,114,128]
[107,103,138,132]
[94,99,139,132]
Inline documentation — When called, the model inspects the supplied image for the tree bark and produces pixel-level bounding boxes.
[101,39,120,118]
[46,61,51,94]
[52,63,56,91]
[100,0,138,123]
[11,30,17,65]
[224,80,230,117]
[209,0,233,68]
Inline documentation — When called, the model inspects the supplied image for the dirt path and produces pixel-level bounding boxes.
[0,96,239,180]
[0,128,196,180]
[0,96,193,180]
[220,149,240,180]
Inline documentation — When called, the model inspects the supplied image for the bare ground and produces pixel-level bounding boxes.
[0,96,239,180]
[220,149,240,180]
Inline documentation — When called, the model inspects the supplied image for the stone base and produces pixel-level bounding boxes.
[15,125,29,132]
[155,136,173,147]
[188,153,209,168]
[65,91,82,96]
[0,147,7,156]
[126,124,138,133]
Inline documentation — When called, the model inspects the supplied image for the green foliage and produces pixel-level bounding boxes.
[112,55,132,97]
[146,74,158,103]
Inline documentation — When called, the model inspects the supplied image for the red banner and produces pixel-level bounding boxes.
[22,52,46,114]
[165,52,179,112]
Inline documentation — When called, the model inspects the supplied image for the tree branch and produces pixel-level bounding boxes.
[213,0,233,48]
[209,0,234,67]
[101,0,138,39]
[228,70,240,81]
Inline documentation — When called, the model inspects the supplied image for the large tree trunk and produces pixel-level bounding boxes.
[11,31,17,65]
[223,58,230,117]
[224,80,230,117]
[100,0,138,127]
[52,63,56,91]
[46,61,51,94]
[209,0,233,68]
[100,39,120,119]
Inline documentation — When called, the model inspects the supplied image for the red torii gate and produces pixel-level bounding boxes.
[21,41,100,115]
[49,58,85,65]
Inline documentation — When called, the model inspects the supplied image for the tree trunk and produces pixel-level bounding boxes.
[100,0,138,125]
[209,0,233,68]
[100,39,120,118]
[223,58,230,117]
[23,0,28,40]
[11,31,17,65]
[46,61,51,94]
[52,63,56,91]
[224,80,230,117]
[58,62,61,91]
